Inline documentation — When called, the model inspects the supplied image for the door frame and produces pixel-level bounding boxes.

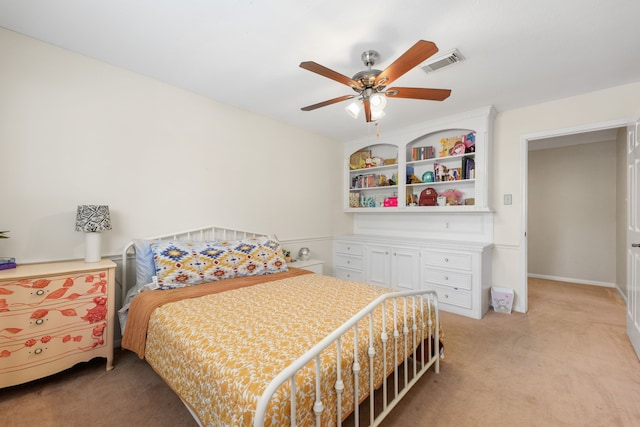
[519,118,634,312]
[627,118,640,358]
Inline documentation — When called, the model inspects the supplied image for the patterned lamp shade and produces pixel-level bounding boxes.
[75,205,112,232]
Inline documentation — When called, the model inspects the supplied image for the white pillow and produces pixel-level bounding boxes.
[133,239,160,287]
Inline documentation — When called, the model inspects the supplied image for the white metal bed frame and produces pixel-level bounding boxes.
[121,225,440,427]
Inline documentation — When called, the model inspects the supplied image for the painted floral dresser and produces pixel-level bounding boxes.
[0,259,115,387]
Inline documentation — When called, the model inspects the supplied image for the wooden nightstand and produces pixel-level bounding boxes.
[0,259,116,388]
[290,259,324,275]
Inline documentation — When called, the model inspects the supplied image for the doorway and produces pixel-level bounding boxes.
[520,119,631,312]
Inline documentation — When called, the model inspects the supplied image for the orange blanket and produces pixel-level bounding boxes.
[121,268,312,358]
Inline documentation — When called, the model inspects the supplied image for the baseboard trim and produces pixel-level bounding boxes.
[617,287,628,303]
[528,273,615,288]
[529,273,628,301]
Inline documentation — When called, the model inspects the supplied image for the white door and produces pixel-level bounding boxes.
[627,119,640,359]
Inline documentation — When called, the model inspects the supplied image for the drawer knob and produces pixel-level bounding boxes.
[444,276,449,281]
[36,290,45,296]
[347,260,351,264]
[444,294,449,299]
[35,319,44,325]
[34,348,43,355]
[444,258,449,262]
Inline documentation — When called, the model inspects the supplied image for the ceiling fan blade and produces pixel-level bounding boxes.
[363,98,372,122]
[300,61,362,90]
[385,87,452,101]
[301,94,356,111]
[374,40,439,88]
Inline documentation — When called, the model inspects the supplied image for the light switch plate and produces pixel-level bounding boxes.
[504,194,512,205]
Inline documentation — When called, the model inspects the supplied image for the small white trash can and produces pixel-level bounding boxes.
[491,287,514,313]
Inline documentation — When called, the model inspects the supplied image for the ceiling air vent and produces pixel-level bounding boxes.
[421,49,464,73]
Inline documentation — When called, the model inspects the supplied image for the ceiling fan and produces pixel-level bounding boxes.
[299,40,452,122]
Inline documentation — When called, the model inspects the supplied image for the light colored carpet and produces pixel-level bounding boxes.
[1,278,639,426]
[381,278,640,427]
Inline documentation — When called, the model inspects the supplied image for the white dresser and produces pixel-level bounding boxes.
[333,240,364,283]
[334,235,492,319]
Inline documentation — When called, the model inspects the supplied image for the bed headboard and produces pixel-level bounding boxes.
[121,225,268,305]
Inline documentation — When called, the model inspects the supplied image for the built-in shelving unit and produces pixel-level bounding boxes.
[348,143,399,209]
[344,106,496,213]
[337,108,497,316]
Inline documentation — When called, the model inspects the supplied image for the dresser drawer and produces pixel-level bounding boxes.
[424,268,472,290]
[0,322,108,374]
[0,296,107,341]
[0,270,109,308]
[422,251,472,271]
[424,284,472,309]
[335,255,363,271]
[334,241,364,256]
[334,268,363,283]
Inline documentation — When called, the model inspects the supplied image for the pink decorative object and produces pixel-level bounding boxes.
[383,197,398,207]
[441,189,463,205]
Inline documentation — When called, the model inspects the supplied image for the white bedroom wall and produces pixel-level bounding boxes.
[492,81,640,313]
[0,28,352,266]
[4,28,640,316]
[527,140,617,285]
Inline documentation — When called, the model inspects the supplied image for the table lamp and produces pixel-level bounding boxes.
[75,205,112,263]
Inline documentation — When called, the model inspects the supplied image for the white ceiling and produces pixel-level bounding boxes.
[1,0,639,142]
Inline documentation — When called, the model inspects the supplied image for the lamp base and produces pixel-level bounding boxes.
[84,232,102,263]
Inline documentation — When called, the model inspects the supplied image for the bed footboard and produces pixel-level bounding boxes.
[254,289,439,427]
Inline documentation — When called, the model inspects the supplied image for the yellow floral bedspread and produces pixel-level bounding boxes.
[144,274,436,426]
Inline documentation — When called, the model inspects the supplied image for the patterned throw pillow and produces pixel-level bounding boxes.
[199,236,288,282]
[150,237,288,290]
[149,241,206,289]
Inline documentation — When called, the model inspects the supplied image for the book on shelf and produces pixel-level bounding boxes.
[352,173,390,189]
[0,257,15,265]
[462,156,475,180]
[0,262,17,270]
[412,146,435,161]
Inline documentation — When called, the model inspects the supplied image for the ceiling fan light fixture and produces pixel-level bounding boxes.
[370,109,386,121]
[370,93,387,112]
[345,100,361,119]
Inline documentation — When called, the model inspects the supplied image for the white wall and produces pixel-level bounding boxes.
[0,28,352,267]
[528,140,617,285]
[492,82,640,312]
[4,28,640,316]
